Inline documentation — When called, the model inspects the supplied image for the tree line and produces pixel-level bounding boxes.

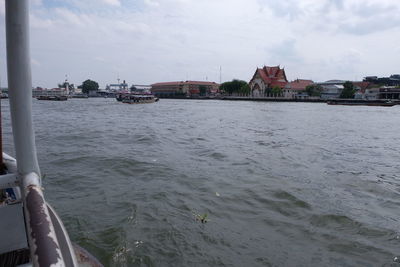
[219,79,250,95]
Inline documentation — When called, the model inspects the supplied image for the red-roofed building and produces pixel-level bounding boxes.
[151,81,219,97]
[284,79,314,98]
[352,81,370,93]
[249,66,288,97]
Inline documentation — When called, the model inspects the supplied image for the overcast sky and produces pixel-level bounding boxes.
[1,0,399,88]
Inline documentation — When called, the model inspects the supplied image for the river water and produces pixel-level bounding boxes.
[2,98,400,266]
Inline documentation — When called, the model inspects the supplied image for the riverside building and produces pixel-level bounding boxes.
[284,79,314,98]
[249,66,288,97]
[151,81,219,97]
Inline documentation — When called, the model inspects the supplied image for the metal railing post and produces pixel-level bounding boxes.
[5,1,66,266]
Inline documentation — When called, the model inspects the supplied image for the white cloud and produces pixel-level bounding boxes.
[144,0,160,8]
[102,0,121,7]
[31,14,54,29]
[0,0,399,87]
[0,0,4,15]
[31,0,43,6]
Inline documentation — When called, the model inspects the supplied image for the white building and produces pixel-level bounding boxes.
[106,80,128,92]
[283,79,314,98]
[317,80,346,99]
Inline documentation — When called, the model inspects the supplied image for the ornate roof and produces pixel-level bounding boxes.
[285,79,314,91]
[251,66,288,88]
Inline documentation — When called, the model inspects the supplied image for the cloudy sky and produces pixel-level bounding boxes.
[0,0,399,88]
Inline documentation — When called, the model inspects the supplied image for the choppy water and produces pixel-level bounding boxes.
[2,98,400,266]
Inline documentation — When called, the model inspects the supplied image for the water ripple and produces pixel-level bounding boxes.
[2,99,400,266]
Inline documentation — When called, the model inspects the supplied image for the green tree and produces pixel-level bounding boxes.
[199,85,207,96]
[219,79,248,95]
[340,81,355,98]
[239,84,251,95]
[305,84,323,97]
[81,79,99,94]
[271,86,282,96]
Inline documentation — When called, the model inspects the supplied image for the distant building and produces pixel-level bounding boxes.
[249,66,288,97]
[284,79,314,98]
[317,80,346,99]
[106,80,129,92]
[353,82,370,99]
[151,82,184,96]
[151,81,219,97]
[88,90,99,97]
[364,75,400,87]
[355,86,400,100]
[352,81,370,92]
[318,80,373,99]
[131,85,152,94]
[377,87,400,99]
[362,88,380,100]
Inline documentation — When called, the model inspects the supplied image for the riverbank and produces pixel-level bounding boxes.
[156,96,400,105]
[156,96,325,102]
[221,96,325,102]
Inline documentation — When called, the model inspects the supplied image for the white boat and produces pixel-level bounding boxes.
[121,94,158,104]
[0,1,102,266]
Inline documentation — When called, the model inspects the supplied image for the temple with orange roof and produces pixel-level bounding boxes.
[249,66,288,97]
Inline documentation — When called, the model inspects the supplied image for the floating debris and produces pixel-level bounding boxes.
[394,256,400,263]
[195,213,209,223]
[134,240,143,248]
[215,192,220,197]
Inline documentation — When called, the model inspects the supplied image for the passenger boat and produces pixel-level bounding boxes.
[115,92,128,102]
[70,93,89,99]
[121,94,158,104]
[0,1,102,266]
[37,95,68,101]
[327,99,397,107]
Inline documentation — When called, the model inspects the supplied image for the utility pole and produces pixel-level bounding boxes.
[219,66,222,84]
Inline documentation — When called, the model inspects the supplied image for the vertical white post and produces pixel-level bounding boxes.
[5,2,69,266]
[5,0,40,178]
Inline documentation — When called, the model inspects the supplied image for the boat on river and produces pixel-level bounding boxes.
[70,93,89,99]
[327,99,397,107]
[116,92,158,104]
[121,94,159,104]
[115,92,128,101]
[0,1,102,266]
[37,95,68,101]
